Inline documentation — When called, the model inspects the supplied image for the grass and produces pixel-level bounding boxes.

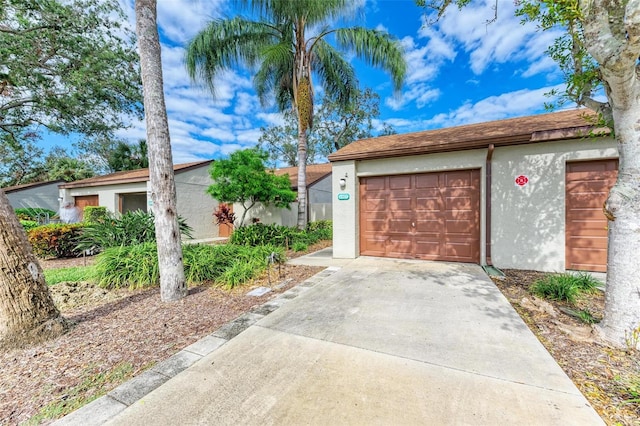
[615,373,640,404]
[93,243,285,289]
[25,362,134,425]
[44,266,95,286]
[530,272,600,304]
[560,307,601,324]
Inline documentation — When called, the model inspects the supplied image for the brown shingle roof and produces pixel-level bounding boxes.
[3,179,64,193]
[328,109,610,162]
[59,160,213,189]
[272,163,332,190]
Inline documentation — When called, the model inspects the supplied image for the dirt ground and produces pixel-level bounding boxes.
[492,270,639,425]
[1,253,638,425]
[0,243,328,425]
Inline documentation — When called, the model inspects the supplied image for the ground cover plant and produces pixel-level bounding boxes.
[44,266,95,286]
[93,243,285,290]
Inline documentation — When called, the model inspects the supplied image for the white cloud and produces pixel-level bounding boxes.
[386,85,440,111]
[426,84,563,128]
[428,0,563,76]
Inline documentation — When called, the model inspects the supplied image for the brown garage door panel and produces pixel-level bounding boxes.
[566,160,618,272]
[360,170,480,263]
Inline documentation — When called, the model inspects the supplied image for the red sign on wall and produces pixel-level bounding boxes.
[515,175,529,187]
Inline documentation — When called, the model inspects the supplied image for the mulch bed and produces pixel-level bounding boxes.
[0,243,328,425]
[492,269,640,425]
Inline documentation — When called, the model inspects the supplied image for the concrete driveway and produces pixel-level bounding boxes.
[59,256,603,425]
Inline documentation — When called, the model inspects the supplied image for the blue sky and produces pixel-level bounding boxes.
[88,0,566,164]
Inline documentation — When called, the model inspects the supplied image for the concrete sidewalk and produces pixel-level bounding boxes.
[57,257,603,425]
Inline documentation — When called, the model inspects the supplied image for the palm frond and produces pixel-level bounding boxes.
[311,39,357,108]
[185,17,278,95]
[335,27,406,91]
[235,0,351,24]
[254,41,294,108]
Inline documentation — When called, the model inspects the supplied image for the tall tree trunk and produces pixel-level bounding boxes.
[581,1,640,349]
[297,127,308,229]
[599,103,640,349]
[135,0,187,302]
[0,190,68,349]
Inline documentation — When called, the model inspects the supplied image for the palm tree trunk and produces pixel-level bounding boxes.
[0,190,68,349]
[297,127,308,229]
[135,0,187,302]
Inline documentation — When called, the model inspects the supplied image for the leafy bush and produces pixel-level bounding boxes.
[76,210,193,253]
[230,223,293,246]
[20,220,40,232]
[292,241,308,252]
[307,220,332,240]
[230,222,331,248]
[83,206,108,223]
[94,242,284,289]
[94,243,160,289]
[28,223,85,258]
[530,272,600,304]
[14,207,57,221]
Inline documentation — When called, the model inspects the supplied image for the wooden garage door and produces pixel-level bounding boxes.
[359,170,480,263]
[566,160,618,272]
[74,195,99,220]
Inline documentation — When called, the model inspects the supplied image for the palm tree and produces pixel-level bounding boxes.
[186,0,406,228]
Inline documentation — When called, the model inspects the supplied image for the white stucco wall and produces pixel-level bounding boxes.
[174,166,217,240]
[332,137,618,272]
[7,182,62,212]
[58,164,217,240]
[233,174,334,228]
[60,182,147,213]
[491,138,618,272]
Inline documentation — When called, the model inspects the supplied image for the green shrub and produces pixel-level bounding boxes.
[94,242,285,290]
[94,243,160,289]
[530,272,599,304]
[14,207,57,221]
[292,241,308,252]
[307,220,332,240]
[76,210,193,253]
[230,223,296,246]
[218,257,264,289]
[20,220,40,232]
[28,223,84,258]
[230,222,331,248]
[83,206,108,223]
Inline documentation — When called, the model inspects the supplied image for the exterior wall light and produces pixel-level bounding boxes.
[339,178,346,189]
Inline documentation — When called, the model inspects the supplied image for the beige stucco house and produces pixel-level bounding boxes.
[328,109,618,273]
[5,180,64,213]
[58,160,217,239]
[235,163,333,227]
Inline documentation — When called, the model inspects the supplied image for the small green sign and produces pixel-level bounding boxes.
[337,193,350,201]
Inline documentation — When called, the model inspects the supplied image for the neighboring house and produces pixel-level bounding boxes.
[328,109,618,273]
[236,163,333,227]
[58,160,217,239]
[4,180,65,214]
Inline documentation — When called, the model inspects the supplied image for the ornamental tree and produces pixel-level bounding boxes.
[207,149,297,227]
